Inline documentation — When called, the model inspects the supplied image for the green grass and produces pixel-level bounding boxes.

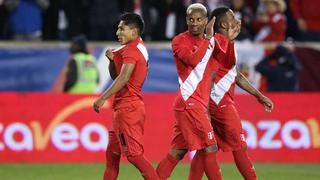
[0,163,320,180]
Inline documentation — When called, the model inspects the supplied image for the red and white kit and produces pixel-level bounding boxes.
[210,34,247,152]
[108,38,149,156]
[170,31,226,151]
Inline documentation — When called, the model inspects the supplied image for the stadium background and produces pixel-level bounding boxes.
[0,0,320,180]
[1,0,320,178]
[1,41,320,164]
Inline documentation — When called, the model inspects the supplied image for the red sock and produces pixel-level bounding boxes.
[156,154,180,180]
[203,152,222,180]
[233,150,257,180]
[103,151,120,180]
[188,151,204,180]
[127,154,159,180]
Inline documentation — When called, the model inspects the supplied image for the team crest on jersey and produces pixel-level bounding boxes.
[240,133,246,141]
[208,131,214,140]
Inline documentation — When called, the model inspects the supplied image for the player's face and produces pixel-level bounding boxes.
[186,9,208,37]
[225,10,241,38]
[116,21,136,45]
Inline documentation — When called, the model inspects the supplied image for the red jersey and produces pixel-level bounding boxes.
[210,34,237,106]
[172,31,225,110]
[112,38,148,109]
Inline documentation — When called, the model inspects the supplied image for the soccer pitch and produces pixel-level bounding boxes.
[0,163,319,180]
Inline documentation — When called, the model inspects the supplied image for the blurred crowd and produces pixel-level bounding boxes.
[0,0,319,42]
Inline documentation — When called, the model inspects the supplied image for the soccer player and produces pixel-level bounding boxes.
[156,3,235,180]
[190,7,274,180]
[93,13,159,180]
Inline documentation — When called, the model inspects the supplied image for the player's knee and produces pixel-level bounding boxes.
[169,149,188,160]
[126,154,142,164]
[202,144,218,153]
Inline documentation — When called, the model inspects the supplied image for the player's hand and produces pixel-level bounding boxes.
[257,95,273,112]
[93,97,106,113]
[105,49,114,61]
[228,20,241,40]
[205,16,216,40]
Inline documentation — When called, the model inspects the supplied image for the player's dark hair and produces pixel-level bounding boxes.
[209,7,230,32]
[120,13,145,36]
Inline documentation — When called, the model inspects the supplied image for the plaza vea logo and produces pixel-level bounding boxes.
[0,97,110,152]
[0,97,320,152]
[242,118,320,149]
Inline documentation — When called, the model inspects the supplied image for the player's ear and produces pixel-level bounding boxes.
[220,21,228,29]
[132,28,138,37]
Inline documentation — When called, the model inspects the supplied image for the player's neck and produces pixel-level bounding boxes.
[197,33,204,39]
[189,31,204,39]
[123,37,140,45]
[216,31,232,41]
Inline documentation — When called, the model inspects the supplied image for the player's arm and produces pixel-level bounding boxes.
[236,70,273,112]
[93,63,135,113]
[172,37,211,67]
[108,61,117,80]
[105,49,118,80]
[207,70,218,118]
[172,17,216,67]
[207,56,221,118]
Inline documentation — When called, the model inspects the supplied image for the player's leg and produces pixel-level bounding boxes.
[156,148,187,180]
[188,150,204,180]
[103,131,121,180]
[126,154,159,180]
[232,148,257,180]
[115,102,159,180]
[188,147,222,180]
[198,145,221,180]
[176,108,221,180]
[122,134,159,180]
[210,103,256,180]
[156,120,188,179]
